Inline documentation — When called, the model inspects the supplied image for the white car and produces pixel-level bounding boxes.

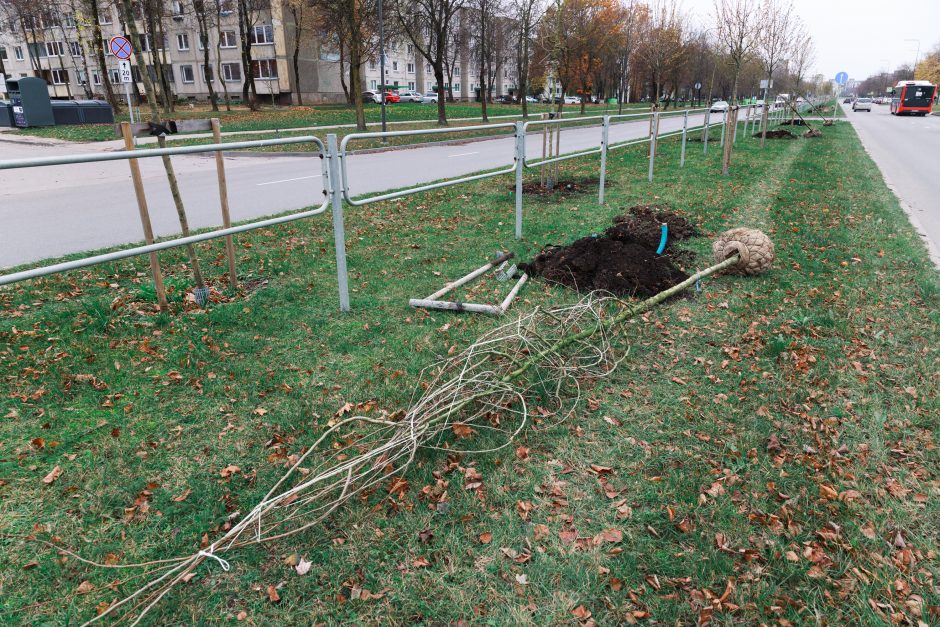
[754,99,765,109]
[420,91,439,104]
[397,89,422,103]
[852,97,873,112]
[361,90,382,104]
[710,100,729,113]
[563,95,581,105]
[525,95,539,103]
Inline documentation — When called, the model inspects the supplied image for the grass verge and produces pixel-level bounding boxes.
[1,122,937,625]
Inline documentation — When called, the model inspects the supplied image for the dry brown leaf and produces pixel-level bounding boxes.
[220,465,240,478]
[266,585,281,603]
[819,484,839,500]
[572,605,592,619]
[42,466,63,484]
[172,488,192,502]
[76,580,95,595]
[479,532,493,544]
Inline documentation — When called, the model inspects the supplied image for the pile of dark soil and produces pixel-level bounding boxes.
[778,119,806,126]
[521,205,698,298]
[759,129,797,139]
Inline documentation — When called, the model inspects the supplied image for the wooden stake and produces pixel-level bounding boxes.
[211,118,237,289]
[121,122,168,311]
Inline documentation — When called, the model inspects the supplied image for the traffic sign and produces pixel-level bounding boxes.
[834,71,848,86]
[118,60,133,83]
[694,82,702,90]
[109,36,133,60]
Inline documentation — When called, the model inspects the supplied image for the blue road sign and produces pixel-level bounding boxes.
[109,36,132,60]
[835,72,848,86]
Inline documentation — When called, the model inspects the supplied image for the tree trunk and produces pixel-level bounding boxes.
[434,65,447,125]
[196,8,219,111]
[238,0,257,110]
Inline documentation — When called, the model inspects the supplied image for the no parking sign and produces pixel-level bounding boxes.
[109,36,133,60]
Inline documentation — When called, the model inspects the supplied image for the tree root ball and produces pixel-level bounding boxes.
[712,228,775,275]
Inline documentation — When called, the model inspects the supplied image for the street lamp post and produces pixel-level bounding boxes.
[904,38,921,75]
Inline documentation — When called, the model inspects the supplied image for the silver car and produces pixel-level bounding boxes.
[852,97,872,112]
[420,91,439,104]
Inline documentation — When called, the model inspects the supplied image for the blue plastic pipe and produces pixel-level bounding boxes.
[656,223,668,255]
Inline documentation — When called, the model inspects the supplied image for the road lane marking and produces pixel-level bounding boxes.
[256,174,322,186]
[447,151,480,157]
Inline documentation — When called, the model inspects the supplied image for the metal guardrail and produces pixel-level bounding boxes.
[0,134,345,305]
[0,104,759,312]
[338,122,517,206]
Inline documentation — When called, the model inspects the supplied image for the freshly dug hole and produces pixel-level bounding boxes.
[606,205,698,250]
[759,129,797,139]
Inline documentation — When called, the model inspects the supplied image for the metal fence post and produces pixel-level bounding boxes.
[680,110,688,167]
[598,115,610,204]
[733,107,740,144]
[327,134,351,312]
[648,112,659,183]
[704,110,710,156]
[514,121,524,239]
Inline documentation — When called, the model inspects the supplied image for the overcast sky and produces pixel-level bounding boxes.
[681,0,940,81]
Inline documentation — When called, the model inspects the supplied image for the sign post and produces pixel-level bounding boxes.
[835,71,848,100]
[109,36,134,123]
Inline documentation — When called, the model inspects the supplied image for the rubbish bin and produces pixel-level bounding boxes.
[76,100,114,123]
[51,100,82,125]
[0,102,13,127]
[5,77,54,127]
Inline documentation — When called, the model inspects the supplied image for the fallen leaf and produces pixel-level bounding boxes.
[479,532,493,544]
[515,446,530,461]
[172,488,192,502]
[819,484,839,500]
[266,585,281,603]
[451,423,475,438]
[515,573,529,585]
[599,528,623,543]
[533,524,550,540]
[572,605,592,619]
[295,557,312,576]
[418,528,434,544]
[412,557,431,568]
[42,466,63,484]
[76,580,95,595]
[558,529,578,543]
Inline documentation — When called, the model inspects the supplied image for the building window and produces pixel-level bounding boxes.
[51,69,69,84]
[177,33,189,50]
[92,71,101,85]
[370,79,376,89]
[425,65,431,75]
[454,67,460,76]
[407,62,414,74]
[369,59,375,70]
[45,41,65,57]
[140,34,153,52]
[180,64,195,83]
[103,39,112,55]
[14,46,24,61]
[202,64,213,82]
[408,81,415,90]
[406,43,414,55]
[391,61,398,71]
[454,82,460,92]
[0,46,6,61]
[252,58,277,79]
[250,24,273,45]
[219,30,237,48]
[69,41,81,57]
[172,0,185,16]
[109,68,120,83]
[62,14,76,27]
[99,9,112,25]
[221,62,241,82]
[77,70,87,85]
[29,43,47,59]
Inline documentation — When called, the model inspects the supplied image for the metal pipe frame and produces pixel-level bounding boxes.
[0,136,330,290]
[339,122,517,206]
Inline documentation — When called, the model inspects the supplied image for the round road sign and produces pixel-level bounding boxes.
[834,71,848,86]
[694,82,702,90]
[109,36,133,60]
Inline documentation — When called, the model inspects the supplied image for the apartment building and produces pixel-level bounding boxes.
[361,10,520,101]
[0,0,346,105]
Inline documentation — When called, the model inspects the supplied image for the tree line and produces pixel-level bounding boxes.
[0,0,820,127]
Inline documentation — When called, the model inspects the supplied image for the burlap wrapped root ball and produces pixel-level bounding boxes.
[712,228,775,275]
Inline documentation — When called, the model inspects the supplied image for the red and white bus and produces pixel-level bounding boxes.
[890,80,936,116]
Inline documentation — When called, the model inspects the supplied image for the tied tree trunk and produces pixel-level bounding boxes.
[195,0,219,111]
[435,68,447,125]
[157,135,206,290]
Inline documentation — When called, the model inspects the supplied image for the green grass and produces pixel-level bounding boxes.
[16,101,660,143]
[1,122,937,625]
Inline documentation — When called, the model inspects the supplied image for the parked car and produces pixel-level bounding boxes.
[710,100,729,113]
[383,91,401,103]
[496,94,515,104]
[525,95,539,103]
[843,97,853,103]
[420,91,439,104]
[397,89,422,103]
[852,97,873,112]
[563,95,581,104]
[361,90,382,104]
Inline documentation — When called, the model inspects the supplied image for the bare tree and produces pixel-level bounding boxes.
[395,0,467,125]
[713,0,761,103]
[193,0,220,111]
[635,1,687,109]
[237,0,262,109]
[756,0,793,143]
[510,0,541,115]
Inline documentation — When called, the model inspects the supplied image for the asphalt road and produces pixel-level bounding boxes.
[843,102,940,267]
[0,111,712,269]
